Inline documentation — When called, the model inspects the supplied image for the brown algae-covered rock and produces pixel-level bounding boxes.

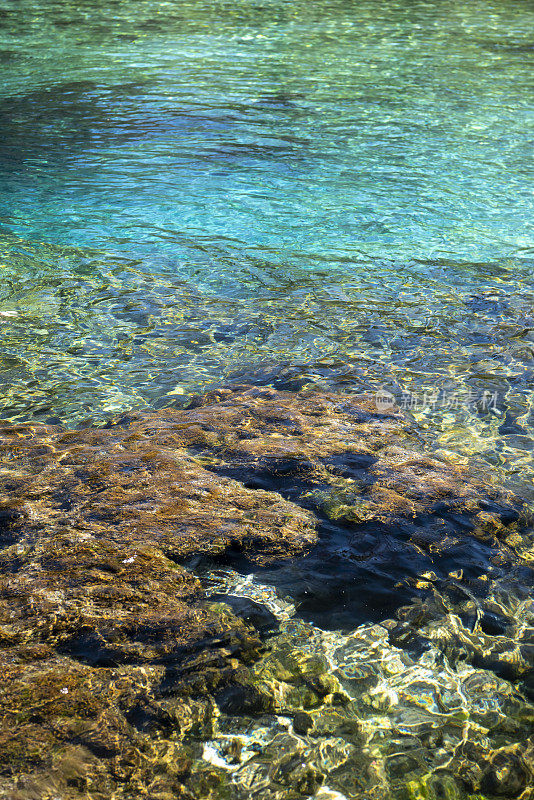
[0,385,528,798]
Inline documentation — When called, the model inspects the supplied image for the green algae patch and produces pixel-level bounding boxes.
[404,775,465,800]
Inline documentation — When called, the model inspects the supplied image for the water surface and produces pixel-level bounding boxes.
[1,0,533,439]
[1,3,534,796]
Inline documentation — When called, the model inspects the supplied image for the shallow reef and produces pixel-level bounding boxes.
[0,385,532,799]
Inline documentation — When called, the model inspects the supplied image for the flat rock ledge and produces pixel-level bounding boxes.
[0,385,526,799]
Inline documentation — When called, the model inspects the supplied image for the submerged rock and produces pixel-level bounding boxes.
[203,571,534,800]
[0,385,528,798]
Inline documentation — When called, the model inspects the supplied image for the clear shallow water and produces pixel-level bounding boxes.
[199,566,534,800]
[1,0,534,434]
[1,0,534,587]
[1,2,534,797]
[1,1,534,452]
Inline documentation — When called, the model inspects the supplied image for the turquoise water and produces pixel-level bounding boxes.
[1,0,533,265]
[0,0,533,457]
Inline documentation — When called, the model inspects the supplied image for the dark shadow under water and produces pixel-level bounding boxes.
[189,457,531,633]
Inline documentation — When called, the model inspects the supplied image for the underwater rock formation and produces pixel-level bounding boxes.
[0,385,529,799]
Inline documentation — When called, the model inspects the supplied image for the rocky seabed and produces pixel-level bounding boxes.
[0,386,532,800]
